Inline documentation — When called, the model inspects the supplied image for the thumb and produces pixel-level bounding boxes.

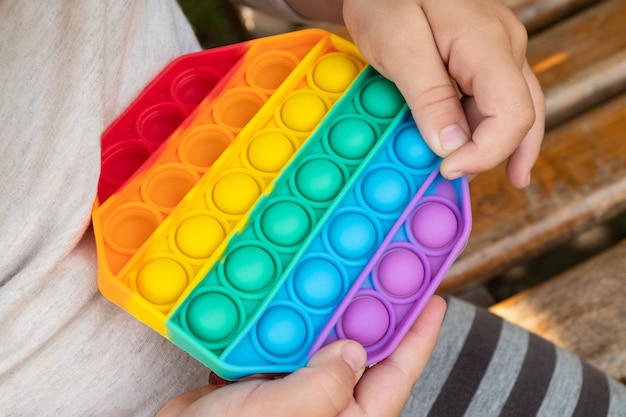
[344,1,470,159]
[269,340,367,416]
[157,341,367,417]
[386,29,469,160]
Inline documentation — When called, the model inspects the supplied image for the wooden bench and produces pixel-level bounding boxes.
[491,238,626,383]
[445,0,626,384]
[443,0,626,292]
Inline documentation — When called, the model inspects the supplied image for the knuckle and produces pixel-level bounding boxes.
[309,367,352,413]
[466,150,504,175]
[512,99,536,134]
[497,9,529,63]
[508,18,529,56]
[411,83,461,116]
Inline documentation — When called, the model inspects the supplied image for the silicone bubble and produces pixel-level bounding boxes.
[135,103,188,145]
[326,117,377,161]
[294,157,345,203]
[411,200,459,252]
[291,256,346,312]
[374,247,428,301]
[135,256,189,306]
[184,289,244,347]
[326,211,379,262]
[279,91,328,132]
[246,130,295,173]
[339,292,392,347]
[223,244,278,295]
[104,203,162,254]
[259,200,312,247]
[141,164,199,212]
[171,67,221,107]
[392,125,438,171]
[311,53,359,94]
[255,304,311,359]
[179,126,232,171]
[360,166,410,215]
[211,172,261,215]
[174,213,225,259]
[246,51,299,92]
[358,77,404,120]
[101,140,152,185]
[214,89,266,130]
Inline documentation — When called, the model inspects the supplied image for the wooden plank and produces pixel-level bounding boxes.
[441,91,626,292]
[526,0,626,91]
[528,0,626,125]
[489,239,626,382]
[544,48,626,128]
[501,0,600,33]
[440,0,626,292]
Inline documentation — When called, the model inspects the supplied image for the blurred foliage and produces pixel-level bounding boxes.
[177,0,250,48]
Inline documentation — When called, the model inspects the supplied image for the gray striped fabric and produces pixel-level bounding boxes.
[401,297,626,417]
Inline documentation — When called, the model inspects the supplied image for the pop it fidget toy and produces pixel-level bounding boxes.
[92,29,472,380]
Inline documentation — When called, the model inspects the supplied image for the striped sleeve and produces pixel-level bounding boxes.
[400,296,626,417]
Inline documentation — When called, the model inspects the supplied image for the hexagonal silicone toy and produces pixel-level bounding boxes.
[92,29,471,381]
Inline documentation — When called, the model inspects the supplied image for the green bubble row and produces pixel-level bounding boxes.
[168,68,408,359]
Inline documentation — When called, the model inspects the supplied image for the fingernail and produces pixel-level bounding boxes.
[440,125,469,152]
[341,342,366,373]
[446,170,465,181]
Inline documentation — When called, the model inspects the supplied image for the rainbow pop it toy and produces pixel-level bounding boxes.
[92,29,472,380]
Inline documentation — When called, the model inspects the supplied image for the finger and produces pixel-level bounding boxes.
[155,384,220,417]
[453,61,543,187]
[383,15,471,158]
[441,49,536,181]
[460,63,544,187]
[239,340,366,417]
[505,61,545,188]
[347,295,447,417]
[343,0,470,157]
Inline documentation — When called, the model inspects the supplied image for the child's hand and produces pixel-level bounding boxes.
[156,295,446,417]
[288,0,545,188]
